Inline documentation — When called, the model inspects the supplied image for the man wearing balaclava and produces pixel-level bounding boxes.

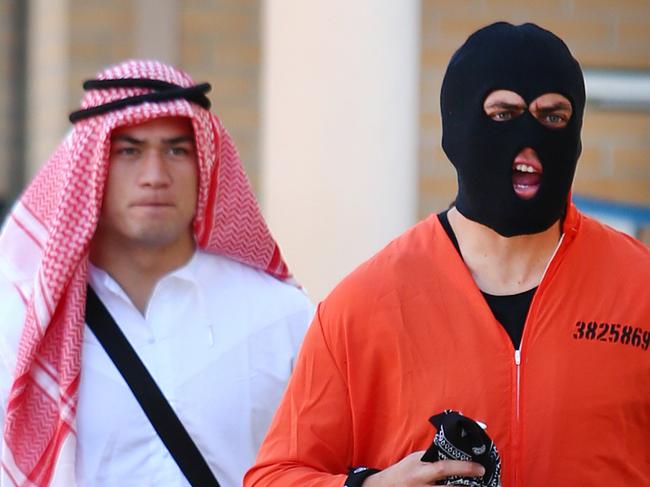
[246,22,650,487]
[0,60,314,487]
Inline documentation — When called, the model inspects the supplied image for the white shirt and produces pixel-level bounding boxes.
[74,250,313,486]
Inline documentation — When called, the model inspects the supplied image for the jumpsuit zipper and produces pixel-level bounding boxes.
[512,348,521,486]
[510,231,571,487]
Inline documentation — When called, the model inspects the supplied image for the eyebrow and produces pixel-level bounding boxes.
[484,101,525,110]
[111,134,195,145]
[163,135,195,145]
[112,135,144,145]
[535,102,572,112]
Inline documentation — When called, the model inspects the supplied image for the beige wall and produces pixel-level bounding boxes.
[27,0,70,177]
[180,0,261,184]
[262,0,421,301]
[419,0,650,220]
[68,0,135,102]
[22,0,261,188]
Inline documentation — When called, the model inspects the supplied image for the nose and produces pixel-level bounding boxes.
[138,149,172,188]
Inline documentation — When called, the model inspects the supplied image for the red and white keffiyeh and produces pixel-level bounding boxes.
[0,59,292,486]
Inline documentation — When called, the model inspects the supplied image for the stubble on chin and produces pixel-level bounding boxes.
[125,219,190,248]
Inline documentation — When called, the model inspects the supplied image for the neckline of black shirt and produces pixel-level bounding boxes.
[437,210,536,349]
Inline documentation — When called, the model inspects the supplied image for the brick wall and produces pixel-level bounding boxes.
[68,0,135,111]
[180,0,261,189]
[64,0,261,190]
[419,0,650,240]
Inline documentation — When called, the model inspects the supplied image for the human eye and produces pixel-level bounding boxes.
[490,107,525,122]
[483,90,526,123]
[530,94,572,129]
[169,147,187,156]
[492,111,513,121]
[112,145,139,157]
[168,145,194,158]
[540,111,569,129]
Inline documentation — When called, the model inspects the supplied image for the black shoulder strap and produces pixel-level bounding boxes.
[85,285,221,487]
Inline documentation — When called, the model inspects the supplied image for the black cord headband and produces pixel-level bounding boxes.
[68,78,212,123]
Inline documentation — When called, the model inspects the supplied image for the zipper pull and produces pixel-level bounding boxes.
[514,349,521,366]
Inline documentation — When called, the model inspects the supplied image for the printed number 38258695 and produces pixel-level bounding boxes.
[573,321,649,351]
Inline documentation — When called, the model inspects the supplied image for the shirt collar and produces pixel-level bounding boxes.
[87,249,203,302]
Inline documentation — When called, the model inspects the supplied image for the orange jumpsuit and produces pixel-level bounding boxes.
[245,204,650,486]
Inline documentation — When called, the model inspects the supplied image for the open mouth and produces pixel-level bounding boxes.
[512,151,542,200]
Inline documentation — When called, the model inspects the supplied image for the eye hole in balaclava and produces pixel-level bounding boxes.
[483,90,573,130]
[440,22,585,237]
[482,90,574,201]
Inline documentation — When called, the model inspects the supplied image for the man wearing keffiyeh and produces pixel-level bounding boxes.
[0,59,313,486]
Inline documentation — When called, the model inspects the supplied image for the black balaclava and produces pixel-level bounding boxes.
[441,22,585,236]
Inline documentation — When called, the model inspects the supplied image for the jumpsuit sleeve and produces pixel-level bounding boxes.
[244,302,353,487]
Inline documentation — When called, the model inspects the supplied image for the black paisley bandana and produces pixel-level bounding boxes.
[421,410,502,487]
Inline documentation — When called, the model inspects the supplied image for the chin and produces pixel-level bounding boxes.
[129,224,191,248]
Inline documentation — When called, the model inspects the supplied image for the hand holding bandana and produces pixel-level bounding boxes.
[421,410,502,487]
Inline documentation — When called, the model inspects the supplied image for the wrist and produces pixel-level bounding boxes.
[344,466,381,487]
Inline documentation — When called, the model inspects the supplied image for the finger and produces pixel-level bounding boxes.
[420,460,485,481]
